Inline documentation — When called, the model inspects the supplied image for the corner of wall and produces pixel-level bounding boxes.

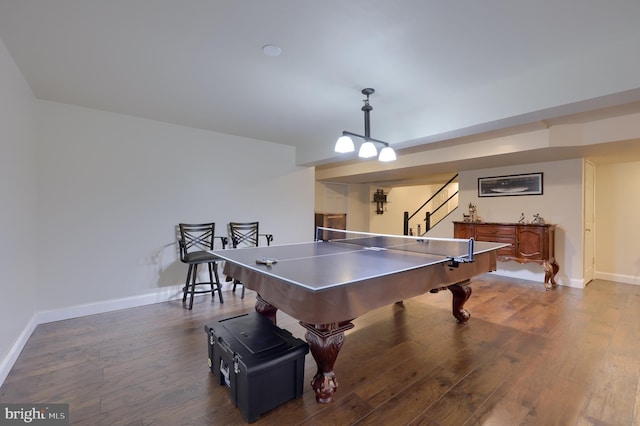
[0,314,38,387]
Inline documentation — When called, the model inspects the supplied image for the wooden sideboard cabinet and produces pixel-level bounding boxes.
[453,222,559,290]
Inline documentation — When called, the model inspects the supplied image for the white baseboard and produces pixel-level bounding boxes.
[595,272,640,285]
[37,285,185,324]
[0,314,38,386]
[487,270,584,288]
[564,277,586,289]
[36,281,235,324]
[0,284,200,387]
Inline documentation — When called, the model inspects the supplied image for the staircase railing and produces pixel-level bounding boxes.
[403,173,459,236]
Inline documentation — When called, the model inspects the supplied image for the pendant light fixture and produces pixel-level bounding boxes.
[334,88,397,162]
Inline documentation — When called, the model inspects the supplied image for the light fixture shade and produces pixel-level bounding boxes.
[358,141,377,158]
[378,146,397,162]
[334,135,355,153]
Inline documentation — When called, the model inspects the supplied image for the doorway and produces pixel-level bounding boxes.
[583,160,595,285]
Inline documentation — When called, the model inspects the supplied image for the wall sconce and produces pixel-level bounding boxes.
[334,88,397,162]
[373,189,388,214]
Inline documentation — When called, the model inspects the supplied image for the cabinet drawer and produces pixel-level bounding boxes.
[476,235,515,256]
[496,243,516,257]
[474,225,515,256]
[453,224,474,239]
[475,225,516,239]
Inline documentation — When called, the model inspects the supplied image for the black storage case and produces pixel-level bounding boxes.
[205,312,309,423]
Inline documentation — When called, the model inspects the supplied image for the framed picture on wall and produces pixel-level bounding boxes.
[478,173,543,197]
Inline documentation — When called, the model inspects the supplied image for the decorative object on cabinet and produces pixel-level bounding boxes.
[466,202,480,222]
[453,221,559,290]
[532,213,545,224]
[372,189,387,214]
[478,173,543,197]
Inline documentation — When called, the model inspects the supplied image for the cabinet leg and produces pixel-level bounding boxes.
[543,260,559,290]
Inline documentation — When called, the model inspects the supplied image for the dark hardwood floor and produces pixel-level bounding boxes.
[2,276,639,425]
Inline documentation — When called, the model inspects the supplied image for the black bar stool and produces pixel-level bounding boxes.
[178,223,227,310]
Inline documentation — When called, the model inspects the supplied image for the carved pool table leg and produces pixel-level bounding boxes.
[447,280,472,324]
[300,321,354,403]
[543,259,559,290]
[255,294,278,324]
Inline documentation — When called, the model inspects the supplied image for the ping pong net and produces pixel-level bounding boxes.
[315,227,475,264]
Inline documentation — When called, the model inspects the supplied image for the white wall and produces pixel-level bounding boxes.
[35,101,314,315]
[0,37,38,383]
[334,159,584,287]
[328,158,640,289]
[368,183,458,236]
[314,181,371,232]
[346,184,370,232]
[315,182,348,214]
[595,161,640,284]
[322,182,459,236]
[453,159,583,287]
[1,83,315,383]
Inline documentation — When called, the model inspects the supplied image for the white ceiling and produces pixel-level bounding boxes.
[1,1,640,172]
